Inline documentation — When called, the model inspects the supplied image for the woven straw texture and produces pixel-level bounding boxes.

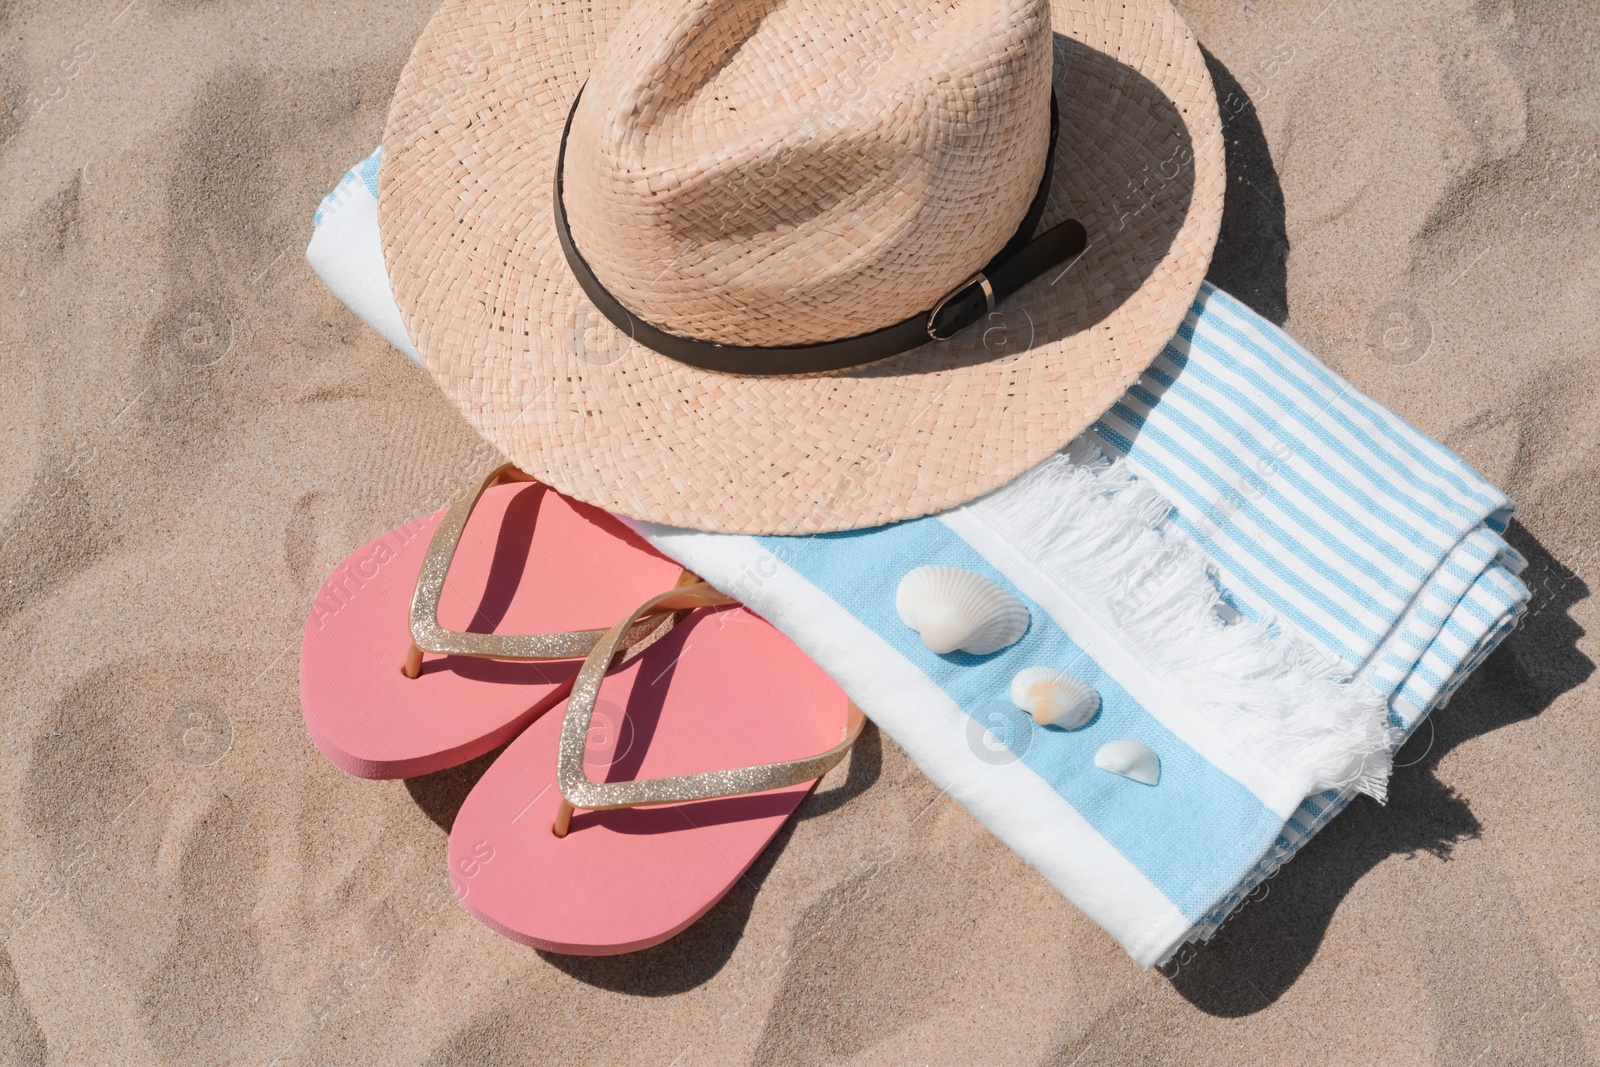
[564,0,1053,347]
[380,0,1224,535]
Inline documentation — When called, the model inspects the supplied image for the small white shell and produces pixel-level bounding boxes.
[1010,667,1098,729]
[1094,740,1160,785]
[896,566,1029,655]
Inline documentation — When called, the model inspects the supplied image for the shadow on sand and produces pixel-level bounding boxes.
[1169,521,1590,1015]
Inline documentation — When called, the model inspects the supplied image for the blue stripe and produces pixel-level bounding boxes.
[1099,411,1385,653]
[1393,684,1431,716]
[1444,558,1487,584]
[756,518,1284,922]
[1442,615,1479,647]
[1174,319,1473,540]
[358,147,381,198]
[1136,357,1439,580]
[1125,377,1424,595]
[1096,422,1365,664]
[1481,579,1525,612]
[1454,593,1502,628]
[1144,348,1451,560]
[1383,649,1422,677]
[1118,388,1405,616]
[1410,605,1448,630]
[1407,658,1448,690]
[1390,623,1435,658]
[1202,287,1505,515]
[1483,566,1529,605]
[314,151,381,227]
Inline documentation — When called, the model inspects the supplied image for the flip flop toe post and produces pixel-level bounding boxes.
[300,465,684,779]
[448,583,863,954]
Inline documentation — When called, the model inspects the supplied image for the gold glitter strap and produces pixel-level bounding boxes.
[552,582,867,837]
[402,463,681,678]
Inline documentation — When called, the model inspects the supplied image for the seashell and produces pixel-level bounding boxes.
[1094,740,1160,785]
[1010,667,1099,729]
[896,565,1030,656]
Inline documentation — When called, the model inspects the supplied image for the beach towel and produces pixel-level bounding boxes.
[308,148,1528,965]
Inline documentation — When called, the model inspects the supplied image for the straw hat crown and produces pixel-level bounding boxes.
[562,0,1055,349]
[382,0,1225,532]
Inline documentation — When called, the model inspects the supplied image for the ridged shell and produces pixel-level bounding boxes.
[1094,740,1161,785]
[1010,667,1098,728]
[895,566,1030,655]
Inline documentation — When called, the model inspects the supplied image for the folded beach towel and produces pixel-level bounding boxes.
[309,148,1527,965]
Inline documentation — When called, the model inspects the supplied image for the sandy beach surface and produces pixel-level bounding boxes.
[2,0,1597,1063]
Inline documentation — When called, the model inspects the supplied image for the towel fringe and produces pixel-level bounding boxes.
[965,443,1399,800]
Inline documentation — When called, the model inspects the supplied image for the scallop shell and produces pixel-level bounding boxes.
[1010,667,1098,728]
[1094,740,1161,785]
[896,566,1030,655]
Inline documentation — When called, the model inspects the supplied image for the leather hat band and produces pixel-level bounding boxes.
[554,87,1086,376]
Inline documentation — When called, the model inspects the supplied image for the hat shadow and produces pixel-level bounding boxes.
[1165,520,1590,1015]
[1198,45,1290,325]
[836,32,1200,379]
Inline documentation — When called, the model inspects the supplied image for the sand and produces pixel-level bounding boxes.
[1,0,1596,1063]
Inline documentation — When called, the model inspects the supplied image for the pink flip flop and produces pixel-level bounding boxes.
[300,465,686,779]
[448,582,865,955]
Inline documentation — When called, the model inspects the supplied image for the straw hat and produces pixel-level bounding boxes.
[380,0,1224,534]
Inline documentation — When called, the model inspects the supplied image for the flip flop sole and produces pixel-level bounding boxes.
[300,482,683,779]
[448,606,848,954]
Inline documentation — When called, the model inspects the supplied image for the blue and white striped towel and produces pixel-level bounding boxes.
[309,148,1527,965]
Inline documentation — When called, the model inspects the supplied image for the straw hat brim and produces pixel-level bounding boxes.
[380,0,1224,535]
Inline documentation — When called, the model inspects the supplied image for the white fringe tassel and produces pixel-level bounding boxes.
[964,442,1398,801]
